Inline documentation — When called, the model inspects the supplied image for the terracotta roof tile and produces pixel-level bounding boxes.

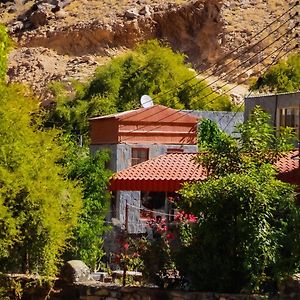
[110,153,206,192]
[275,150,299,173]
[110,150,300,192]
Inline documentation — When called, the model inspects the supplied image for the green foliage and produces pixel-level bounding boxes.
[178,107,299,293]
[139,234,177,288]
[64,146,112,272]
[252,53,300,93]
[46,40,235,136]
[197,106,295,176]
[0,25,12,82]
[179,170,299,293]
[0,83,82,276]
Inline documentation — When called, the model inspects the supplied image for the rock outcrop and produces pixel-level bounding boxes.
[1,0,296,98]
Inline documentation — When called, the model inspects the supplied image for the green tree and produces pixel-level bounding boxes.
[65,146,112,271]
[177,107,299,293]
[46,40,235,137]
[0,25,11,82]
[252,53,300,93]
[0,27,82,276]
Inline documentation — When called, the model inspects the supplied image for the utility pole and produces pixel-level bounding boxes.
[122,200,128,286]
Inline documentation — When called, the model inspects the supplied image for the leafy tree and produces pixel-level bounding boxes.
[64,146,112,272]
[46,40,235,137]
[0,83,82,276]
[0,25,11,82]
[0,27,82,276]
[252,53,300,93]
[177,107,300,293]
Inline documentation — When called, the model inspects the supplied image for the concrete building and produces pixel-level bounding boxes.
[185,110,244,137]
[89,105,199,233]
[244,91,300,141]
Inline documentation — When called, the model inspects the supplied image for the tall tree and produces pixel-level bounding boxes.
[64,146,111,272]
[0,26,82,276]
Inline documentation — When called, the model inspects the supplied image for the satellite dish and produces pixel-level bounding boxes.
[140,95,153,108]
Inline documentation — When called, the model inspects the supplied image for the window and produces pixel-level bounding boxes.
[141,192,165,210]
[167,148,184,154]
[140,191,165,219]
[131,148,149,166]
[278,107,300,138]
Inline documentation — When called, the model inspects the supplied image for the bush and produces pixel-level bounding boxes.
[251,53,300,93]
[177,107,300,293]
[47,40,236,137]
[0,26,82,277]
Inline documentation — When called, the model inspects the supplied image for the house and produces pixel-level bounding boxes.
[109,153,207,227]
[244,91,300,142]
[109,151,300,228]
[89,105,199,233]
[90,100,299,234]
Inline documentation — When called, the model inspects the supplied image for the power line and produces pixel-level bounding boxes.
[219,44,299,132]
[149,1,299,103]
[119,38,298,142]
[118,11,298,123]
[216,36,295,132]
[174,27,298,106]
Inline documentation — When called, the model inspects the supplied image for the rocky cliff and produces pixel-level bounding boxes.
[1,0,298,98]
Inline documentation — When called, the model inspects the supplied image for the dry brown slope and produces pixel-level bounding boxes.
[3,0,299,98]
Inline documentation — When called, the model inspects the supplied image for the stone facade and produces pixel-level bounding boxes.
[91,143,198,234]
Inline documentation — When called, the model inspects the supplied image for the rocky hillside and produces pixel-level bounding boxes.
[1,0,298,99]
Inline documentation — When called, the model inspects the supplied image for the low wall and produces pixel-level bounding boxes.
[50,283,267,300]
[5,276,300,300]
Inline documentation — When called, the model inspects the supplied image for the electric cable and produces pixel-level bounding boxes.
[149,1,300,103]
[118,13,299,123]
[219,44,299,132]
[179,27,298,105]
[119,39,298,142]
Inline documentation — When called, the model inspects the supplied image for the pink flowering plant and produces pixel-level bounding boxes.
[137,210,198,288]
[113,236,144,272]
[174,210,198,247]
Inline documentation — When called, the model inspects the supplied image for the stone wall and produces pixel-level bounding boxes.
[45,282,268,300]
[6,276,300,300]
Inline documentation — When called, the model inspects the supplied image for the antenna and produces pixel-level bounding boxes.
[140,95,153,108]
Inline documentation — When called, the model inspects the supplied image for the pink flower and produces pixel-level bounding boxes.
[175,211,197,223]
[166,232,175,240]
[123,242,129,250]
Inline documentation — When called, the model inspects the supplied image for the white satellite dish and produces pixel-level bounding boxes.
[140,95,153,108]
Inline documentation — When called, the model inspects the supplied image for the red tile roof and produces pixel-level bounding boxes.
[109,153,207,192]
[275,150,299,173]
[109,150,300,192]
[276,150,300,185]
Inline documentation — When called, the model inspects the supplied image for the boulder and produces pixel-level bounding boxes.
[60,260,93,283]
[139,5,152,17]
[124,8,139,20]
[29,3,56,26]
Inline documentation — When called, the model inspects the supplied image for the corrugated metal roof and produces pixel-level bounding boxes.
[246,91,300,99]
[89,105,199,123]
[109,153,206,192]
